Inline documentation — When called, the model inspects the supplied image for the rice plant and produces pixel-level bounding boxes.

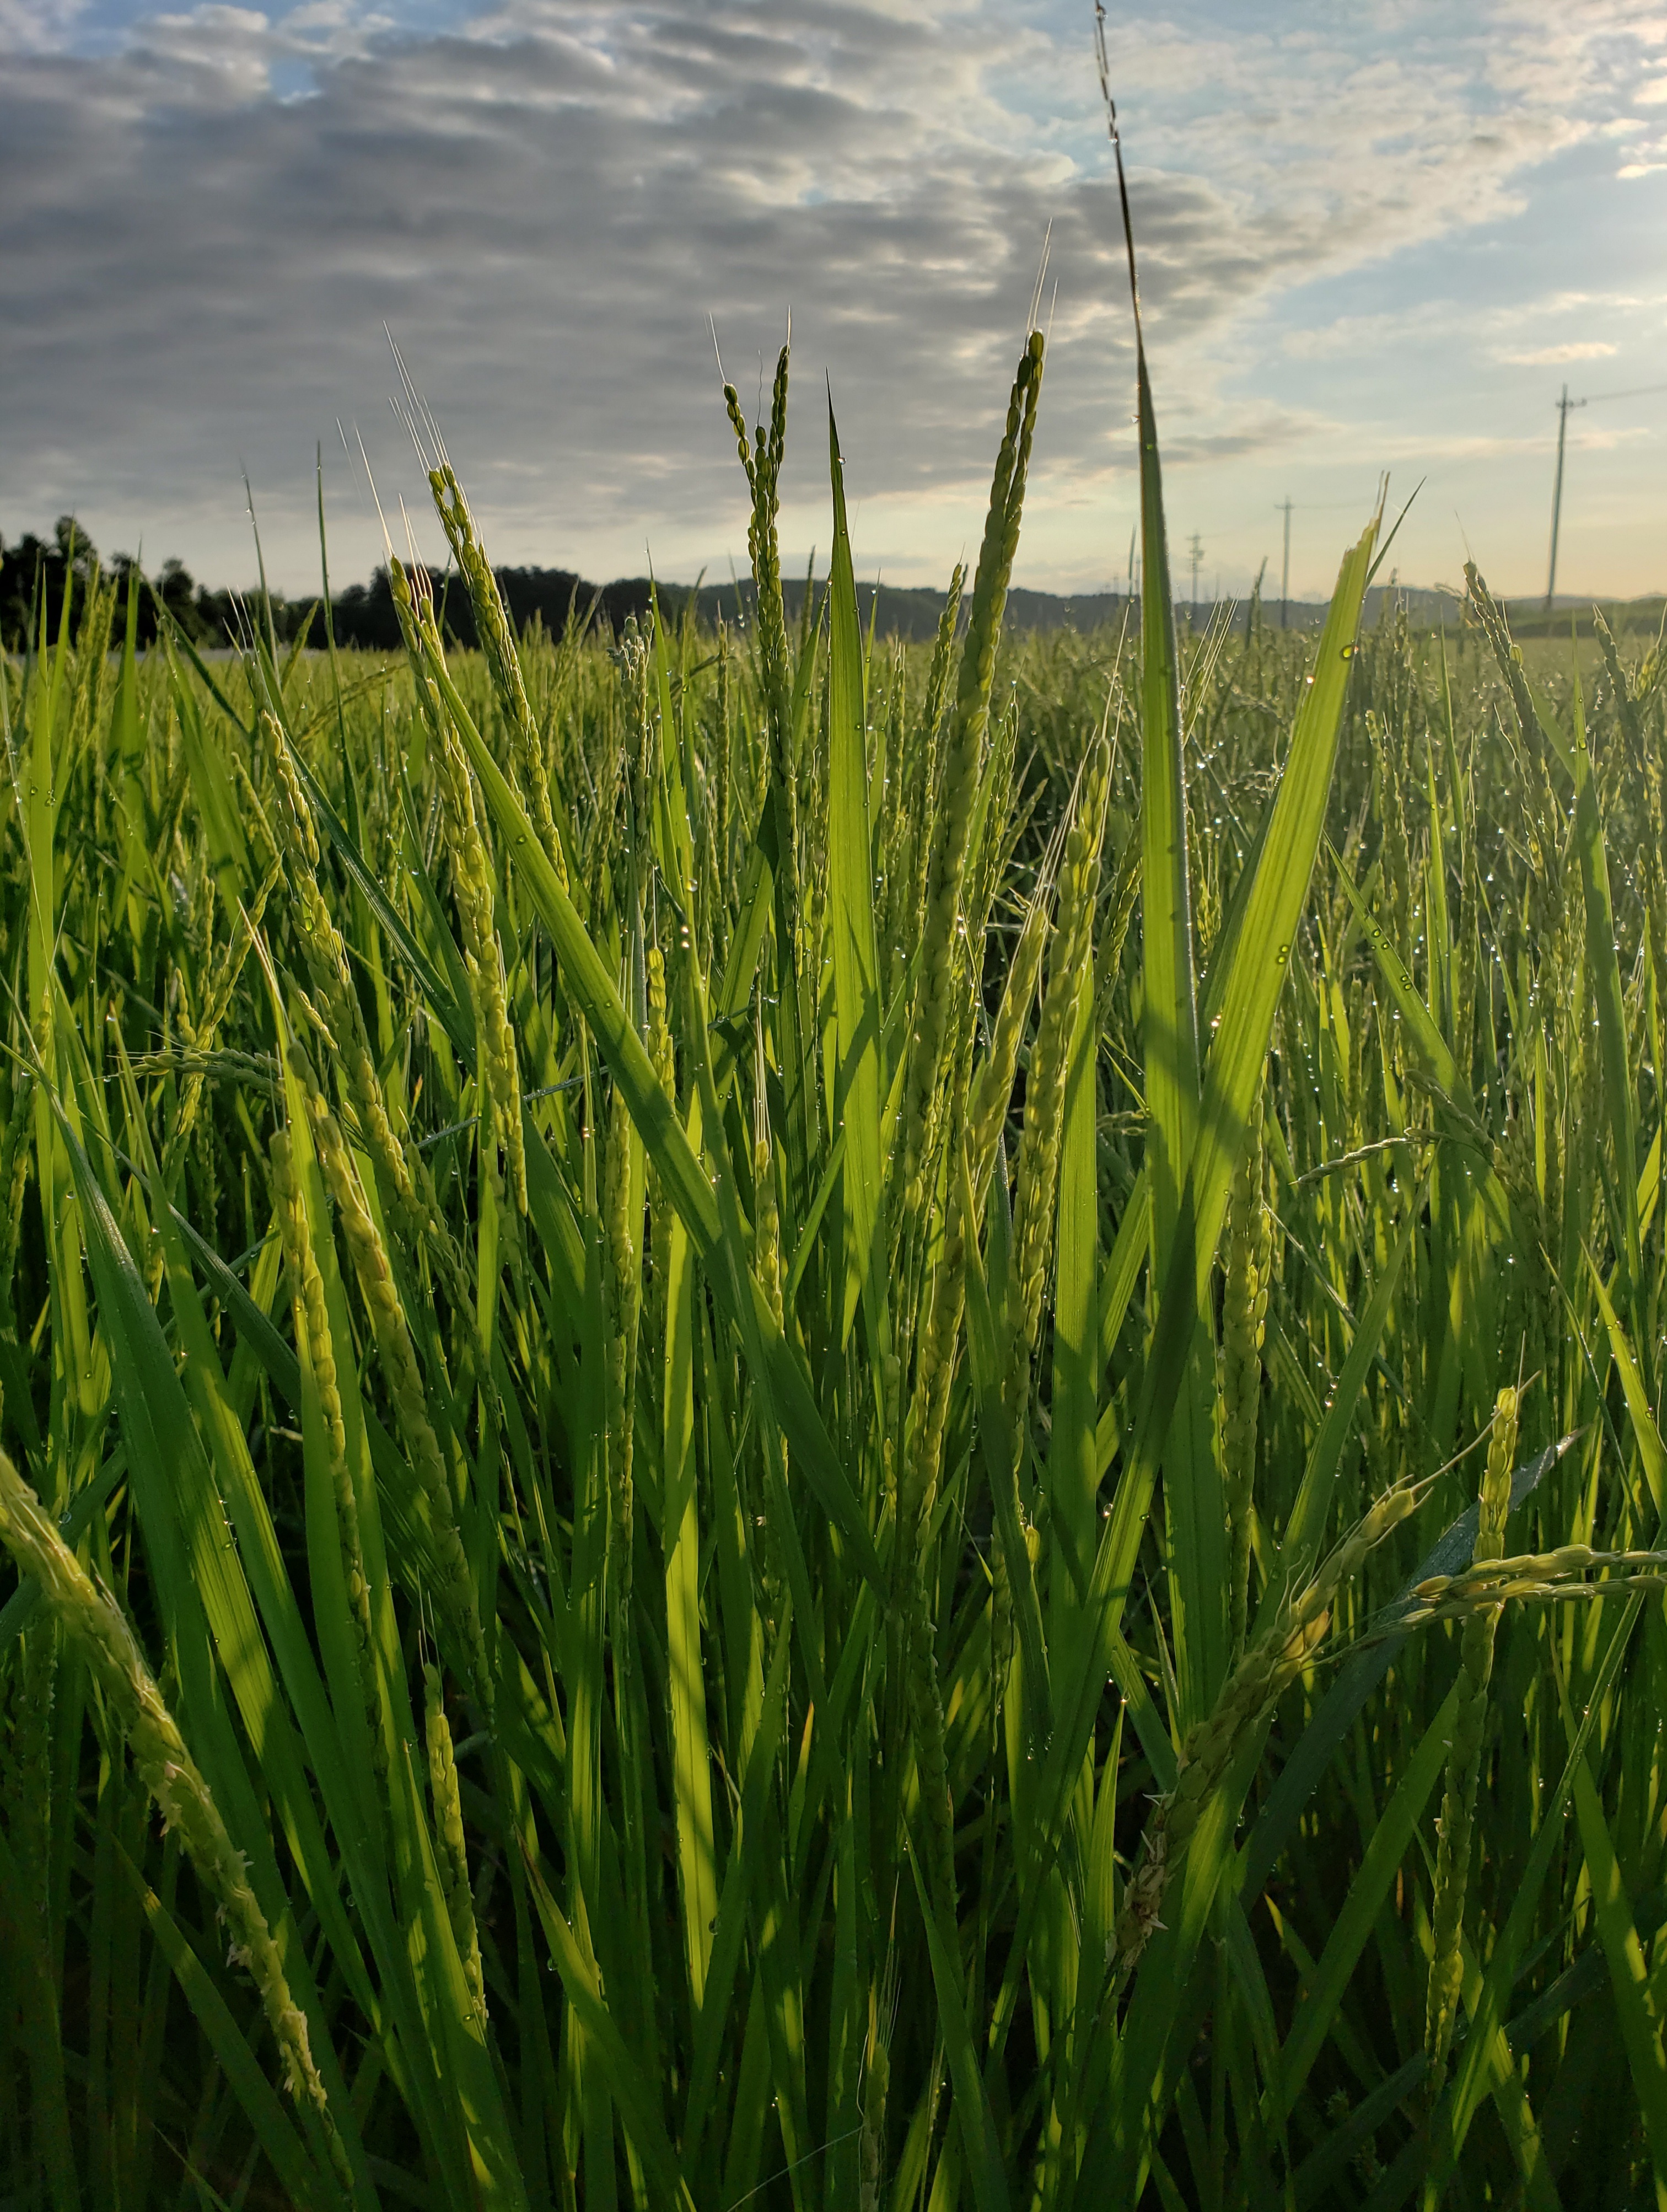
[4,236,1667,2212]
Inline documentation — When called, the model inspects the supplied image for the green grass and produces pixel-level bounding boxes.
[2,316,1667,2212]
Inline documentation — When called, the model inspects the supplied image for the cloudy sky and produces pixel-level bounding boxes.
[4,0,1666,602]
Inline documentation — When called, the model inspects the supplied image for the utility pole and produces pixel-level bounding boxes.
[1278,497,1293,629]
[1188,531,1204,619]
[1542,378,1667,614]
[1545,384,1584,613]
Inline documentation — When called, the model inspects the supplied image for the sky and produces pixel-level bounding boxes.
[3,0,1667,602]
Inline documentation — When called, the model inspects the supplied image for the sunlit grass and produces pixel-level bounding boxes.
[2,310,1666,2212]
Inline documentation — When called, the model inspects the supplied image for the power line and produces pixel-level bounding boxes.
[1561,380,1667,408]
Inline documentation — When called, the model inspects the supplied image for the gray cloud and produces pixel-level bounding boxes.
[1,0,1660,589]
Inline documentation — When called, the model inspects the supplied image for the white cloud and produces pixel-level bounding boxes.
[0,0,93,51]
[1282,305,1461,361]
[1502,340,1621,363]
[1282,286,1660,371]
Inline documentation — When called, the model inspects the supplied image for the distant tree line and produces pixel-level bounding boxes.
[14,514,1551,658]
[0,518,682,655]
[324,563,665,651]
[2,524,1017,653]
[0,525,1198,654]
[0,518,1007,654]
[1,522,197,651]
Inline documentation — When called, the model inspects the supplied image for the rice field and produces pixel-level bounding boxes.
[3,289,1667,2210]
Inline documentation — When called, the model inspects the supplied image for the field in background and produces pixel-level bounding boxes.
[2,316,1667,2212]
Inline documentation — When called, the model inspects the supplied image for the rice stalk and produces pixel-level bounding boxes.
[901,331,1044,1218]
[1424,1386,1518,2095]
[0,1449,352,2201]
